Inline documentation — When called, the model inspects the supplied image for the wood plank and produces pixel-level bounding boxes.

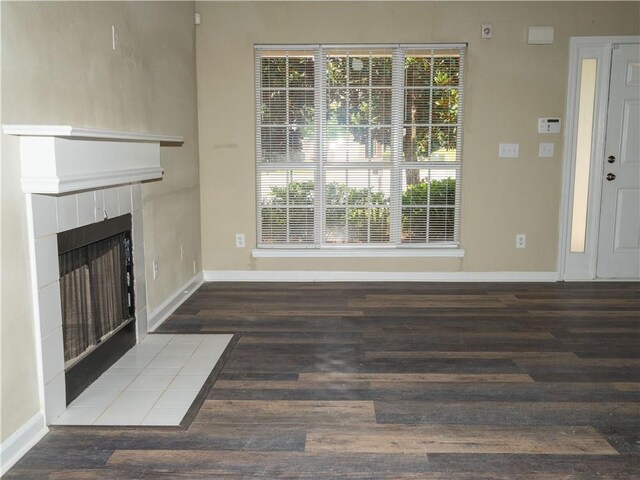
[299,373,534,383]
[106,450,428,475]
[531,310,639,317]
[365,351,580,360]
[613,382,640,391]
[194,400,376,425]
[197,308,363,317]
[213,380,372,390]
[238,332,363,345]
[218,372,299,381]
[305,425,619,455]
[349,294,517,308]
[518,299,640,307]
[212,373,535,391]
[362,337,567,352]
[224,355,524,374]
[363,331,556,340]
[374,401,640,426]
[8,447,113,470]
[514,357,640,368]
[568,327,640,333]
[37,424,306,452]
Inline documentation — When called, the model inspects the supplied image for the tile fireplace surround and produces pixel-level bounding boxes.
[4,125,183,426]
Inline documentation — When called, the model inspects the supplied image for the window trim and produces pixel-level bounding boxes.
[251,247,465,258]
[255,43,466,250]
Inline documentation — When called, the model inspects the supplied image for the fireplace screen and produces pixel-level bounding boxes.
[59,229,134,366]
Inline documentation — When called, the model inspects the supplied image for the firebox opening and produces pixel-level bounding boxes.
[58,214,136,404]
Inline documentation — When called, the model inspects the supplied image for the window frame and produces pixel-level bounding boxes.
[255,43,466,250]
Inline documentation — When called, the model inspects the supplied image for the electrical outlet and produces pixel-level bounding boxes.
[516,234,526,249]
[180,243,185,260]
[539,142,555,158]
[499,143,520,158]
[152,258,159,279]
[193,260,197,275]
[235,233,246,248]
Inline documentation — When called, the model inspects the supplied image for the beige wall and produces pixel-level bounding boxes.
[0,1,200,442]
[196,1,640,273]
[0,137,40,443]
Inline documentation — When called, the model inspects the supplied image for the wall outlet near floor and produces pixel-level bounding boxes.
[193,260,197,275]
[152,258,159,279]
[235,233,246,248]
[516,233,526,249]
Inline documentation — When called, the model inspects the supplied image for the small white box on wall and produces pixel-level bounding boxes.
[528,26,554,45]
[538,118,562,134]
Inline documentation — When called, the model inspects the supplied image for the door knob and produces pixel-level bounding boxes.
[607,155,616,163]
[606,173,616,181]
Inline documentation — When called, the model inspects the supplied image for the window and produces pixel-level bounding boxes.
[255,44,465,249]
[570,58,597,253]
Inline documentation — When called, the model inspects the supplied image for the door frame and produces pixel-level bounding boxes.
[558,36,640,281]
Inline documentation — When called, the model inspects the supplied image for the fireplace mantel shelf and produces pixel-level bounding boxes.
[3,124,183,194]
[3,124,183,144]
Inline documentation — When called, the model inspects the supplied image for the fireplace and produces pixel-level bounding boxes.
[58,214,136,403]
[4,124,183,425]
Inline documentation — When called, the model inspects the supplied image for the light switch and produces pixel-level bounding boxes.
[499,143,519,158]
[539,142,555,158]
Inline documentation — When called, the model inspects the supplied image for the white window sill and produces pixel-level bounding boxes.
[251,248,465,258]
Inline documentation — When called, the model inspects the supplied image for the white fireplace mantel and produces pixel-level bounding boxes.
[2,123,178,428]
[3,125,184,194]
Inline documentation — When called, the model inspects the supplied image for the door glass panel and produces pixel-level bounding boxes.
[570,58,597,253]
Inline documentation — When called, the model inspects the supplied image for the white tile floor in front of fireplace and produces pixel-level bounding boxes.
[52,334,233,426]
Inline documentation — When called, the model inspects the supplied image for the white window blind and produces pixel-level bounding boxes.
[255,44,465,248]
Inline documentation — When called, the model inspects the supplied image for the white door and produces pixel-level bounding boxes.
[596,44,640,279]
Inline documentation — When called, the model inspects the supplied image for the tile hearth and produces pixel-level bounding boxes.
[52,334,232,426]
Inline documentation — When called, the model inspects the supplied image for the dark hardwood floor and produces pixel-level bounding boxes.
[7,282,640,479]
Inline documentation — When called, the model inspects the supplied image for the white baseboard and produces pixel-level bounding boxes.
[203,270,558,282]
[148,272,204,332]
[562,275,639,282]
[0,411,48,476]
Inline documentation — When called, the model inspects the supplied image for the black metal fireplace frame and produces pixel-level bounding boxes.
[58,214,136,404]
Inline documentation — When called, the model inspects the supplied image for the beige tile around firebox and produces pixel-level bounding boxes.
[51,334,233,426]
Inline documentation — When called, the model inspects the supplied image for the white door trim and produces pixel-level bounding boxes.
[558,36,640,281]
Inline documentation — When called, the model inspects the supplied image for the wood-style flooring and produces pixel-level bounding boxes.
[6,282,640,479]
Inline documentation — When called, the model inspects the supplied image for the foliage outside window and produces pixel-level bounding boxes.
[256,44,464,248]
